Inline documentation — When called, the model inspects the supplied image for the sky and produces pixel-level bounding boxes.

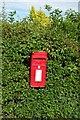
[3,0,80,2]
[0,0,80,20]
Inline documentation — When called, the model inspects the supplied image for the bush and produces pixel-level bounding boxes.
[2,7,80,119]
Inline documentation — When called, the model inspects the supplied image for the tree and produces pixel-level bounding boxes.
[29,6,50,26]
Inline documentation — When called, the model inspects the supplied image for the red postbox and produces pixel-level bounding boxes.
[30,51,47,87]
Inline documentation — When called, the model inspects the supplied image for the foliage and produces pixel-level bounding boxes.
[2,5,80,119]
[29,6,50,26]
[44,4,52,11]
[8,11,16,23]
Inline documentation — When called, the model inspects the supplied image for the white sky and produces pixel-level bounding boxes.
[2,0,80,2]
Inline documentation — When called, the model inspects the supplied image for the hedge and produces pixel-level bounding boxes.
[2,8,80,119]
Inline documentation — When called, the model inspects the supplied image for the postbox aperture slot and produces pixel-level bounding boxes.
[33,65,46,66]
[33,58,46,59]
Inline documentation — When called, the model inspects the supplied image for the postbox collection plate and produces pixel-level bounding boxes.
[30,51,47,87]
[35,70,42,82]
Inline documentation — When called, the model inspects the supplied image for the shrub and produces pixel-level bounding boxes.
[2,6,80,119]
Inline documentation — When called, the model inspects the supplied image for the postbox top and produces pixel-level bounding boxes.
[32,51,47,58]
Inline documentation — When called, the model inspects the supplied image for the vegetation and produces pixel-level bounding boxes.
[2,5,80,119]
[30,6,50,26]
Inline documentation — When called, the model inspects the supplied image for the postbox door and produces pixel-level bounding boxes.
[30,59,46,87]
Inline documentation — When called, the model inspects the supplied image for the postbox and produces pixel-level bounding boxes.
[30,51,47,87]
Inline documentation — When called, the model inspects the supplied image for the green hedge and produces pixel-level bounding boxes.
[2,9,80,119]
